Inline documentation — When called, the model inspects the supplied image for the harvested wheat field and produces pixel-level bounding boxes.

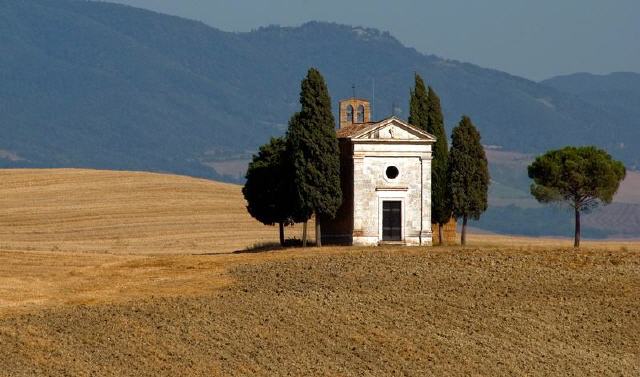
[0,169,639,376]
[0,169,312,255]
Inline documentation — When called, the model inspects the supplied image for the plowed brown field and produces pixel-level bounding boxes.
[0,169,638,376]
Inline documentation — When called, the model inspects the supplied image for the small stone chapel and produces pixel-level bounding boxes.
[320,98,436,246]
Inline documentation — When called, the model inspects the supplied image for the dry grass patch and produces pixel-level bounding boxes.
[0,247,347,317]
[0,251,227,316]
[468,233,640,251]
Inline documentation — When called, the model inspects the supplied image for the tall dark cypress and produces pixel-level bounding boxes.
[448,116,490,245]
[286,68,342,247]
[426,86,451,244]
[408,74,429,131]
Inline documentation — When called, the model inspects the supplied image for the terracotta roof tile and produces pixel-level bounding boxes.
[336,122,376,138]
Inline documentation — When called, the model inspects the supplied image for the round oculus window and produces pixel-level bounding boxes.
[385,166,399,179]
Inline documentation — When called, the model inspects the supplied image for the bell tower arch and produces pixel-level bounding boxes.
[339,98,371,128]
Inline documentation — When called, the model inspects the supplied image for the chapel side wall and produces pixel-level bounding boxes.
[320,139,354,244]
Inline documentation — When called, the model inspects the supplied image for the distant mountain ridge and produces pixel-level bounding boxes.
[1,0,639,238]
[541,72,640,156]
[1,0,639,179]
[542,72,640,94]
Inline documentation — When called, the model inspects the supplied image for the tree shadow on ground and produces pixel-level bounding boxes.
[234,239,316,254]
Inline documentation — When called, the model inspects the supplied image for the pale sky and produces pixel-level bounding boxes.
[104,0,639,80]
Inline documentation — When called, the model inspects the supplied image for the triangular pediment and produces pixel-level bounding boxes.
[351,117,436,142]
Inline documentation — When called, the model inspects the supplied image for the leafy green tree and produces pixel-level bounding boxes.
[408,73,428,131]
[242,137,293,246]
[286,68,342,247]
[528,146,626,248]
[448,116,490,245]
[426,86,451,244]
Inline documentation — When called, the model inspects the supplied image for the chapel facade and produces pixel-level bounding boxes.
[320,98,436,246]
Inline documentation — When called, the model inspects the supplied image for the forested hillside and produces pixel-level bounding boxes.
[1,0,638,179]
[1,0,638,237]
[542,72,640,160]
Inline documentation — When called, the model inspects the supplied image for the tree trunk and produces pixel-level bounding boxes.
[315,217,322,247]
[574,208,581,248]
[461,215,468,246]
[279,222,285,247]
[302,221,308,248]
[438,223,444,246]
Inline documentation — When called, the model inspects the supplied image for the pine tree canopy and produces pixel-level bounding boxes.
[426,86,451,225]
[528,146,626,211]
[448,116,490,221]
[286,68,342,221]
[528,145,625,247]
[242,137,293,226]
[408,73,428,131]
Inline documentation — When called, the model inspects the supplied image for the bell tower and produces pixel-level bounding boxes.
[339,98,371,128]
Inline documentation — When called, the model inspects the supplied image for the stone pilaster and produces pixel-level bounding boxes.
[420,154,433,246]
[352,155,365,237]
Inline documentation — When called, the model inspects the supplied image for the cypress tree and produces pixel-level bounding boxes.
[448,116,490,245]
[242,137,292,246]
[408,74,428,131]
[409,75,451,244]
[286,68,342,247]
[426,86,451,244]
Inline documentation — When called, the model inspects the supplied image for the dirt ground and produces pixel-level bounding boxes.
[1,169,639,376]
[1,246,638,376]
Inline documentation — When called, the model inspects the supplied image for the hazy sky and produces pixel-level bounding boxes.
[106,0,639,80]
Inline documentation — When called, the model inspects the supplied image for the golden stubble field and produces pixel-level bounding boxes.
[0,169,639,376]
[0,169,313,255]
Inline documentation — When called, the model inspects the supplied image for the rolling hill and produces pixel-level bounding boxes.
[541,72,640,159]
[1,0,639,180]
[541,72,640,123]
[0,168,311,254]
[0,168,636,265]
